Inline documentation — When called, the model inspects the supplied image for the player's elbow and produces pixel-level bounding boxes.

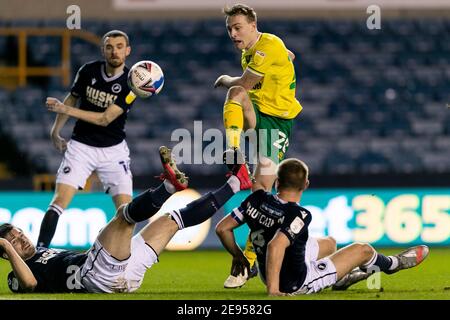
[21,279,37,292]
[215,223,227,237]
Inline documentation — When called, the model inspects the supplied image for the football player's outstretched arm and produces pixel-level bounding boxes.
[216,214,250,276]
[50,93,78,153]
[0,239,37,292]
[214,69,262,91]
[266,231,290,296]
[46,97,124,127]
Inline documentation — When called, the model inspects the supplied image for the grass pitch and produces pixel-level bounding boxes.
[0,248,449,300]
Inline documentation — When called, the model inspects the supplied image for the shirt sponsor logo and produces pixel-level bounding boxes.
[252,81,262,90]
[86,86,118,108]
[261,203,284,217]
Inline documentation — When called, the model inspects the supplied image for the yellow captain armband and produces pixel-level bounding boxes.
[125,91,137,104]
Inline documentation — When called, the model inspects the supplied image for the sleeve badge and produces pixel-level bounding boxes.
[253,50,266,66]
[289,216,305,234]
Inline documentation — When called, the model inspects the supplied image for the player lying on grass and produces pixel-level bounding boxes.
[222,234,338,289]
[0,146,253,293]
[215,158,429,296]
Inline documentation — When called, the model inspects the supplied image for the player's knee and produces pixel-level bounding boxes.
[325,236,337,253]
[362,243,375,259]
[354,243,374,259]
[227,86,247,102]
[215,223,225,236]
[252,181,271,192]
[51,189,77,209]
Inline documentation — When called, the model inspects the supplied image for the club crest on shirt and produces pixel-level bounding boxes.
[253,51,265,66]
[112,83,122,93]
[289,216,304,234]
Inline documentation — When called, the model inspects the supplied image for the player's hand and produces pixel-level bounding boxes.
[268,290,290,297]
[0,238,9,248]
[0,238,13,256]
[214,75,230,88]
[46,97,68,114]
[51,134,67,153]
[230,253,250,277]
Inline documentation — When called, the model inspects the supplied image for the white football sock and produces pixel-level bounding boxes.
[362,251,377,269]
[164,179,176,194]
[227,175,241,193]
[388,256,399,270]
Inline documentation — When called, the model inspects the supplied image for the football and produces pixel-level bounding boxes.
[127,60,165,98]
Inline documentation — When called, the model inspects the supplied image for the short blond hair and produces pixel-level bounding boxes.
[223,3,257,23]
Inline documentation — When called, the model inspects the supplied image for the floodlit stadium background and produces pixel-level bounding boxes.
[0,0,449,250]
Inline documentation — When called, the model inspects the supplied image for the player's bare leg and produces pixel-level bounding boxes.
[138,214,179,255]
[252,156,277,192]
[50,183,78,208]
[327,243,429,292]
[37,183,77,247]
[112,194,132,210]
[317,236,337,259]
[97,146,188,260]
[330,243,376,280]
[96,206,135,260]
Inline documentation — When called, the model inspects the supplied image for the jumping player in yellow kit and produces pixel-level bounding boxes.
[214,3,304,288]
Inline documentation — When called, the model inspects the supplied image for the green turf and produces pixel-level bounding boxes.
[0,248,449,300]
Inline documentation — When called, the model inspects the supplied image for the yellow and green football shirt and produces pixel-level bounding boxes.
[241,33,302,119]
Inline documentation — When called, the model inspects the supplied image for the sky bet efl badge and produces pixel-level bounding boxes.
[254,50,265,66]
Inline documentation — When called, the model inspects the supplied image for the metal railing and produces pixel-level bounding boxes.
[0,28,100,87]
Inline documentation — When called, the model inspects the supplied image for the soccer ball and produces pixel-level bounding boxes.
[127,60,165,98]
